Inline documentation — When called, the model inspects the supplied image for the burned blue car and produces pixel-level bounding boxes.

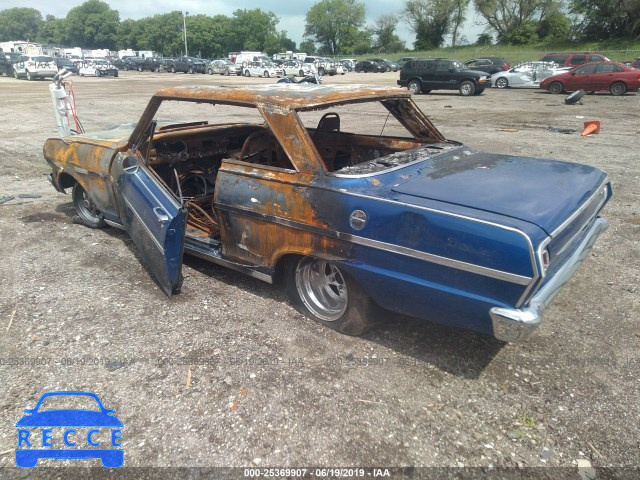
[43,84,611,341]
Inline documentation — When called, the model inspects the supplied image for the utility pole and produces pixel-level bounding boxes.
[183,11,189,56]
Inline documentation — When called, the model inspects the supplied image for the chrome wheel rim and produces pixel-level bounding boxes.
[295,257,348,322]
[496,78,507,88]
[78,189,101,220]
[409,82,419,93]
[461,83,472,95]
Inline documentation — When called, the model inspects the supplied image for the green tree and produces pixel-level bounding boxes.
[37,14,66,45]
[304,0,367,55]
[0,7,42,41]
[299,39,317,55]
[450,0,470,47]
[403,0,456,49]
[230,9,279,52]
[135,12,183,56]
[372,14,405,53]
[116,19,140,51]
[474,32,493,45]
[64,0,120,49]
[474,0,562,44]
[570,0,640,39]
[537,11,570,41]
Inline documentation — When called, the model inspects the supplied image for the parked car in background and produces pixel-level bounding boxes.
[464,57,509,75]
[0,54,13,76]
[53,57,79,75]
[119,56,146,71]
[396,57,416,69]
[540,61,640,95]
[144,57,163,72]
[631,57,640,69]
[42,84,610,342]
[340,59,355,72]
[208,59,242,75]
[78,59,119,77]
[281,60,313,76]
[398,58,490,95]
[242,61,284,77]
[12,55,57,80]
[367,58,398,72]
[303,56,336,76]
[539,52,610,67]
[491,61,570,88]
[167,56,206,74]
[355,60,385,73]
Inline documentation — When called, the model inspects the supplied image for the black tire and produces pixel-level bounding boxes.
[95,69,101,77]
[609,81,626,96]
[170,65,176,73]
[318,67,325,76]
[207,68,213,75]
[72,184,106,228]
[224,68,230,76]
[548,81,564,94]
[123,65,129,71]
[407,79,421,94]
[137,66,143,72]
[385,66,391,72]
[299,69,304,76]
[26,70,33,81]
[284,256,378,336]
[188,66,194,74]
[495,77,508,88]
[459,80,475,96]
[565,89,586,104]
[263,70,270,78]
[114,71,118,77]
[13,69,19,79]
[244,69,250,77]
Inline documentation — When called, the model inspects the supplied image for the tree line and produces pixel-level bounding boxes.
[0,0,638,58]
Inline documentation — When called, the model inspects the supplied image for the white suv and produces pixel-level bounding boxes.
[13,55,58,80]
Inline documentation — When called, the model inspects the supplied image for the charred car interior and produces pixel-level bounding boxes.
[139,95,448,245]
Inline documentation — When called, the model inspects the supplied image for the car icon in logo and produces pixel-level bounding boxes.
[15,391,123,468]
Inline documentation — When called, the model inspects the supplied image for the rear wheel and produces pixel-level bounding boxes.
[299,69,304,76]
[224,68,230,76]
[548,81,564,94]
[407,80,421,94]
[284,256,378,336]
[72,184,106,228]
[263,70,270,78]
[495,77,508,88]
[459,80,475,96]
[609,81,626,96]
[95,69,101,77]
[207,68,213,75]
[318,67,325,76]
[188,66,194,74]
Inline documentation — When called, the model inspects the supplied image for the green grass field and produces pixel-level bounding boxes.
[370,40,640,64]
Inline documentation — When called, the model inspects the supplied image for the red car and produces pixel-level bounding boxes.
[540,61,640,96]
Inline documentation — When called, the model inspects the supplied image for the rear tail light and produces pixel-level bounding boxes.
[502,64,509,70]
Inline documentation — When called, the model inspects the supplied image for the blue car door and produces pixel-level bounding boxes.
[111,154,187,296]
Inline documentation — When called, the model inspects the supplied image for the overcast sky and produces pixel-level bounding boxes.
[9,0,486,47]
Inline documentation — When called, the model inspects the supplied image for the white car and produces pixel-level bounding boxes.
[491,61,571,88]
[13,55,57,80]
[78,60,119,77]
[242,61,284,78]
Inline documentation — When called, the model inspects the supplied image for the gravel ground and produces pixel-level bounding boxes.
[0,70,638,479]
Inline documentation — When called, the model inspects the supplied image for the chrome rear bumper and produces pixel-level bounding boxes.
[490,217,608,342]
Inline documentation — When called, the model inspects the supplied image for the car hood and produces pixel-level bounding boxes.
[462,68,490,77]
[16,410,123,427]
[389,150,607,235]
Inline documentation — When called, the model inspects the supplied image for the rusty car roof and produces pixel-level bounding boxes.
[151,84,411,110]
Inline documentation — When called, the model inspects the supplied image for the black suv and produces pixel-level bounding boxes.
[464,57,509,75]
[398,58,490,96]
[167,56,206,74]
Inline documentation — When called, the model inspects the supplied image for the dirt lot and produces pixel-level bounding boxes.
[0,70,638,477]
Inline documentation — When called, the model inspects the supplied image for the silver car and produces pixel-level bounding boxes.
[491,61,571,88]
[207,59,241,76]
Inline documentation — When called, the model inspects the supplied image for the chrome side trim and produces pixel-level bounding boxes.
[122,196,164,254]
[549,180,609,239]
[184,240,273,284]
[216,202,532,285]
[103,219,125,230]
